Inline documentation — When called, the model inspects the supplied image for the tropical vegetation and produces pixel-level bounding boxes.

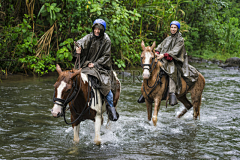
[1,0,240,75]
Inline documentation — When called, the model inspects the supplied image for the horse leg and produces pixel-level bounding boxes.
[152,98,161,126]
[145,100,152,121]
[177,95,193,118]
[190,73,205,119]
[73,124,80,143]
[94,113,102,145]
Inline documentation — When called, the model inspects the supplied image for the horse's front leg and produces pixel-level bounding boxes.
[73,124,80,143]
[145,100,152,121]
[94,113,102,145]
[152,98,161,126]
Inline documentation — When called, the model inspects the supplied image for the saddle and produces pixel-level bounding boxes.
[88,74,119,121]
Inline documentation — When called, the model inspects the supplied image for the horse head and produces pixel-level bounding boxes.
[141,41,156,79]
[51,64,81,118]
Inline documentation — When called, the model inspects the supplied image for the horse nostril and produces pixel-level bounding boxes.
[142,73,149,77]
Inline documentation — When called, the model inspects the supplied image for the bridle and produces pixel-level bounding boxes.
[53,76,79,108]
[52,72,94,125]
[141,50,164,102]
[141,50,158,74]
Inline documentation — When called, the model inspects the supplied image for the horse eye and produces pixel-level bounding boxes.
[67,89,71,93]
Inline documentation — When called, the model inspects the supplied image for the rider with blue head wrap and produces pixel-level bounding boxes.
[139,20,198,106]
[73,19,119,121]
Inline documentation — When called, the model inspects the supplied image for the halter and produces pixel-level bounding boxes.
[53,76,79,108]
[141,51,157,74]
[52,73,94,125]
[140,50,164,102]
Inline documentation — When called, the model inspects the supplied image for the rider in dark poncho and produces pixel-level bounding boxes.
[73,19,119,121]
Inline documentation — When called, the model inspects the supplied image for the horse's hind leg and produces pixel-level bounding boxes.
[190,73,205,119]
[191,90,203,119]
[177,95,193,118]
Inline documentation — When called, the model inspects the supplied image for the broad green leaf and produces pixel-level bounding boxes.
[37,5,45,18]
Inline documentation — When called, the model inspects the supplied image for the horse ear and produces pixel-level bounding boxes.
[141,40,145,51]
[151,41,156,51]
[71,69,81,80]
[56,64,62,75]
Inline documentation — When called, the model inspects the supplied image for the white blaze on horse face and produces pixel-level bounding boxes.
[142,51,151,79]
[52,81,66,117]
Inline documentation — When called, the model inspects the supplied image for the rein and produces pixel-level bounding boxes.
[141,51,163,102]
[143,64,164,102]
[63,76,94,125]
[52,72,95,125]
[74,41,81,69]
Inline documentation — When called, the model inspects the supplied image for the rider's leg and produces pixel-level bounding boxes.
[106,90,118,121]
[169,77,178,106]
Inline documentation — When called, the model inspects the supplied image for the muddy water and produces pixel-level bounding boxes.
[0,62,240,159]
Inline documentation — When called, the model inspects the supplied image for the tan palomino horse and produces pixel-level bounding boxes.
[140,41,205,126]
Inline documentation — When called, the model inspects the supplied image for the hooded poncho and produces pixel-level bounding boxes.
[73,32,115,96]
[155,32,199,93]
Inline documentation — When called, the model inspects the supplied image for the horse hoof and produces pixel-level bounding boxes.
[73,138,80,143]
[94,139,101,146]
[152,116,157,126]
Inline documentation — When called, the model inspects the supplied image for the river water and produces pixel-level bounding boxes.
[0,62,240,159]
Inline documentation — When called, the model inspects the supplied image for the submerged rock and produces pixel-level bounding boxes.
[219,57,240,68]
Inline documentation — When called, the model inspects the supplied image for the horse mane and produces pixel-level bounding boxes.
[56,69,81,83]
[157,60,162,68]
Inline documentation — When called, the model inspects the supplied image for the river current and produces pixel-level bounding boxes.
[0,62,240,159]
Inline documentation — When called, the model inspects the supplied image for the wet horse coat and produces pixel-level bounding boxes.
[51,64,121,145]
[140,41,205,126]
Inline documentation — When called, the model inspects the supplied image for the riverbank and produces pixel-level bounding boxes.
[1,56,239,81]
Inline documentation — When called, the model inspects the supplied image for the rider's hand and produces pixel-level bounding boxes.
[88,63,94,68]
[76,47,81,54]
[156,53,164,60]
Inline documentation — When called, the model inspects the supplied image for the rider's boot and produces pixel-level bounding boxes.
[106,90,119,121]
[169,92,178,106]
[108,106,118,121]
[137,94,145,103]
[169,78,178,106]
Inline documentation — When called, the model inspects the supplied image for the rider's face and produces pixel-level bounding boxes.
[94,27,101,36]
[170,25,178,34]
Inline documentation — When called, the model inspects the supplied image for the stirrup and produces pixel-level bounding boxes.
[137,94,145,103]
[169,93,178,106]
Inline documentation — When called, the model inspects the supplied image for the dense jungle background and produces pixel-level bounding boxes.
[1,0,240,76]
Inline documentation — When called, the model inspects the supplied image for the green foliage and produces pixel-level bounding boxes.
[182,0,240,60]
[56,38,74,69]
[37,2,62,25]
[19,55,56,76]
[1,0,240,75]
[0,14,37,72]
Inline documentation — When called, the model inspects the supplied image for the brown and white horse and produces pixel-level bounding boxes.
[51,64,121,145]
[140,41,205,126]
